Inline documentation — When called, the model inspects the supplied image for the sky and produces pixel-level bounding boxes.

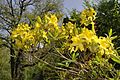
[63,0,84,15]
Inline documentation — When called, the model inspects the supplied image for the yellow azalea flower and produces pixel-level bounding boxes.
[98,36,114,55]
[16,39,23,48]
[22,23,30,31]
[45,14,58,26]
[66,22,74,28]
[71,35,81,44]
[11,31,19,38]
[28,35,34,40]
[80,27,96,43]
[42,31,47,38]
[24,45,30,50]
[45,15,50,23]
[105,48,114,55]
[11,23,36,50]
[69,47,75,53]
[80,7,96,26]
[88,7,96,16]
[36,16,41,23]
[10,10,116,57]
[98,37,110,49]
[42,30,49,42]
[88,17,92,21]
[45,14,59,30]
[49,14,58,24]
[49,15,58,30]
[70,35,84,52]
[35,22,41,28]
[65,22,74,34]
[98,48,105,56]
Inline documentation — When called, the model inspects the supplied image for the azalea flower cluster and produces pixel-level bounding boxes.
[69,27,115,56]
[11,23,35,49]
[80,7,96,26]
[11,8,116,56]
[69,8,115,56]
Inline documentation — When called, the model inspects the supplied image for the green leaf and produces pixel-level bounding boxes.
[72,53,79,61]
[111,55,120,64]
[111,36,117,40]
[48,32,56,40]
[72,52,76,60]
[37,16,42,23]
[57,63,66,67]
[109,28,112,37]
[109,78,114,80]
[65,62,69,67]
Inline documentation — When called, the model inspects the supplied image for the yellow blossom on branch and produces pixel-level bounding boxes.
[10,8,117,58]
[80,7,96,26]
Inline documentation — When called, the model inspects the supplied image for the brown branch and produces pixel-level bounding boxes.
[6,0,11,8]
[54,47,70,60]
[0,36,10,43]
[5,0,14,17]
[0,43,10,48]
[33,55,78,74]
[0,15,11,24]
[19,0,24,17]
[22,61,39,68]
[10,0,14,17]
[17,0,32,24]
[54,47,84,67]
[24,0,34,6]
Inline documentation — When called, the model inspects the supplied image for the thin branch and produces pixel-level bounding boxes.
[54,47,84,66]
[24,0,34,6]
[19,0,24,15]
[0,43,10,48]
[6,0,11,8]
[33,55,78,74]
[22,61,39,68]
[0,36,10,44]
[17,0,27,24]
[0,15,11,24]
[54,47,71,60]
[10,0,14,17]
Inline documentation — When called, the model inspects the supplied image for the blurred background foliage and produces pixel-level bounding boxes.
[0,47,11,80]
[95,0,120,49]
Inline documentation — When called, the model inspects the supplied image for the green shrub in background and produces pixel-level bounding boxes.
[95,0,120,48]
[0,47,11,80]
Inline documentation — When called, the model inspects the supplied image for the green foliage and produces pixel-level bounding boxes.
[111,55,120,64]
[1,0,120,80]
[9,7,120,80]
[95,0,120,47]
[0,47,11,80]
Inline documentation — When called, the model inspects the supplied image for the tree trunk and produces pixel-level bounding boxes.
[10,47,24,80]
[10,45,15,80]
[14,49,24,80]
